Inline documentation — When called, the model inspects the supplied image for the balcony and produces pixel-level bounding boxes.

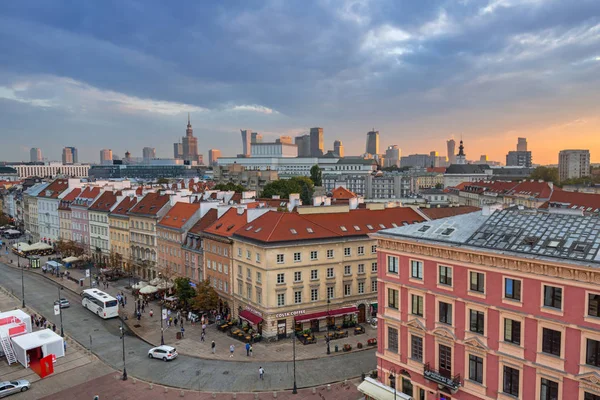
[423,363,461,393]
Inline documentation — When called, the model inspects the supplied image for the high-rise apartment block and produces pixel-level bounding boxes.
[208,149,221,166]
[366,130,380,156]
[62,147,78,164]
[295,134,311,157]
[251,132,263,144]
[506,138,532,167]
[30,147,42,162]
[333,140,344,158]
[385,145,401,168]
[517,137,528,151]
[99,149,113,165]
[559,149,590,181]
[447,139,456,164]
[310,127,324,157]
[143,147,156,163]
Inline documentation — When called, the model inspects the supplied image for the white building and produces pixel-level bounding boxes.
[558,149,590,181]
[384,145,401,168]
[37,179,82,244]
[250,142,298,157]
[23,183,49,242]
[14,163,90,179]
[89,190,130,262]
[443,164,492,188]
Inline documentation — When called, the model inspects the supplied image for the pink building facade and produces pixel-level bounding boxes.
[373,207,600,400]
[70,187,101,252]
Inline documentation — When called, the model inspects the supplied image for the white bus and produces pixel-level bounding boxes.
[81,289,119,319]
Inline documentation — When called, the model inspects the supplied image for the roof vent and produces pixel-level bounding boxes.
[522,236,539,246]
[418,225,431,232]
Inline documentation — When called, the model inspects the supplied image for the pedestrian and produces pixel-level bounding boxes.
[249,345,253,357]
[245,342,250,356]
[52,324,56,333]
[201,331,205,342]
[180,319,183,328]
[64,340,67,353]
[180,326,185,338]
[124,296,127,305]
[137,311,141,321]
[229,344,234,358]
[211,341,215,354]
[259,366,265,380]
[202,323,206,334]
[141,303,145,313]
[149,309,154,317]
[174,317,178,326]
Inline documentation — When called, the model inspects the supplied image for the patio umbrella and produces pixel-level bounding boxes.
[132,281,148,289]
[156,281,174,290]
[139,285,158,294]
[149,278,161,286]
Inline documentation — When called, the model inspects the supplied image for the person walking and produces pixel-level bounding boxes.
[202,323,206,334]
[259,366,265,380]
[200,331,205,342]
[141,303,145,313]
[245,342,250,357]
[149,309,154,317]
[180,326,185,338]
[249,344,253,357]
[174,317,178,327]
[229,344,235,358]
[211,341,216,354]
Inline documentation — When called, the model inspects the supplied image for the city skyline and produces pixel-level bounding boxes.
[1,1,600,164]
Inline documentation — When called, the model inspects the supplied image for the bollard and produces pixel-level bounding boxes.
[344,379,348,386]
[233,393,237,399]
[312,388,316,394]
[273,392,277,398]
[164,387,168,393]
[327,384,331,391]
[149,384,153,390]
[180,390,184,397]
[133,379,136,385]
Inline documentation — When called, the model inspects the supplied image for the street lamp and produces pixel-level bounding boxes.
[159,272,164,345]
[57,286,64,337]
[18,243,25,308]
[292,329,297,394]
[326,298,331,355]
[119,322,128,380]
[389,367,397,400]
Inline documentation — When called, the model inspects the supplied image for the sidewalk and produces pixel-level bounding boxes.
[0,249,378,362]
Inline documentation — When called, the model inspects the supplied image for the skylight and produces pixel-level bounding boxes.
[215,223,223,229]
[255,227,262,233]
[546,239,561,248]
[366,224,374,230]
[245,225,254,231]
[391,223,398,228]
[418,225,431,232]
[226,224,235,231]
[379,224,386,228]
[290,229,298,234]
[340,226,347,232]
[354,225,361,231]
[306,228,314,233]
[441,228,455,236]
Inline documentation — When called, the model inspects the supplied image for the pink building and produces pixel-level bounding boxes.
[373,206,600,400]
[70,187,101,251]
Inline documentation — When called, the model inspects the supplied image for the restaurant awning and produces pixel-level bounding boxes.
[239,310,263,325]
[294,306,358,323]
[357,377,413,400]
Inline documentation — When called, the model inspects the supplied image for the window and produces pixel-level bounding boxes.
[411,260,423,280]
[277,273,285,284]
[358,282,364,294]
[293,252,301,262]
[585,392,600,400]
[542,328,561,356]
[586,339,600,367]
[543,285,562,309]
[256,272,261,283]
[344,247,351,257]
[294,271,302,282]
[311,288,318,301]
[503,366,519,397]
[358,264,365,274]
[371,280,377,292]
[344,284,351,296]
[540,378,558,400]
[237,265,242,276]
[310,250,318,260]
[588,294,600,317]
[411,295,423,316]
[505,278,521,301]
[256,290,261,304]
[411,335,423,362]
[388,327,398,352]
[371,245,377,254]
[247,285,252,300]
[327,249,334,258]
[470,272,485,293]
[294,291,302,304]
[344,265,351,275]
[388,288,399,310]
[439,344,452,375]
[277,293,285,306]
[504,319,521,345]
[246,250,251,260]
[470,310,485,335]
[256,253,260,263]
[327,267,334,278]
[439,302,452,325]
[371,262,378,272]
[388,256,399,274]
[246,268,251,279]
[469,355,484,384]
[277,254,284,264]
[327,286,334,299]
[439,265,452,286]
[311,269,318,280]
[357,246,365,255]
[238,281,243,295]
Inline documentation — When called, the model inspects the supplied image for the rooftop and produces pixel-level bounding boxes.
[37,179,70,199]
[445,164,489,174]
[204,208,249,238]
[187,208,219,235]
[128,192,170,216]
[58,188,82,210]
[110,196,138,216]
[541,190,600,215]
[418,206,480,220]
[158,202,200,229]
[331,186,357,200]
[88,190,120,212]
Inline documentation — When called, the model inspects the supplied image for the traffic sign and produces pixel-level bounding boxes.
[85,269,90,278]
[54,305,60,316]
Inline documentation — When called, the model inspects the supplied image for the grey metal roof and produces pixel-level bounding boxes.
[445,164,489,174]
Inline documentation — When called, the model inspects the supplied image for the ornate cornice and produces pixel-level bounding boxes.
[578,372,600,394]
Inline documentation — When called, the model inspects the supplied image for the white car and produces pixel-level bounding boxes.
[0,380,30,398]
[148,345,178,361]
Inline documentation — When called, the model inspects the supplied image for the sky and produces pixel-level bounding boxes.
[0,0,599,165]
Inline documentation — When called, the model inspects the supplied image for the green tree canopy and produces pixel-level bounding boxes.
[214,182,246,192]
[156,177,170,185]
[310,164,322,186]
[192,279,219,311]
[261,177,314,204]
[529,166,559,185]
[174,277,196,307]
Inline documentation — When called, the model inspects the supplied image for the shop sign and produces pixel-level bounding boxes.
[245,306,263,317]
[275,309,306,318]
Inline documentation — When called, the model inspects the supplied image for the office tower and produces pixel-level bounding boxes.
[251,132,263,144]
[480,155,488,162]
[517,137,528,152]
[456,140,467,165]
[295,135,311,157]
[366,130,379,156]
[100,149,113,165]
[208,149,221,166]
[241,129,252,157]
[173,142,183,159]
[143,147,156,163]
[558,149,591,181]
[62,147,77,164]
[30,147,42,162]
[447,139,456,164]
[334,140,344,158]
[384,145,400,168]
[277,136,293,144]
[506,151,532,167]
[181,113,200,163]
[310,127,324,157]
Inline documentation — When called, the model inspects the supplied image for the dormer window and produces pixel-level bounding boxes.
[441,228,455,236]
[418,225,431,232]
[545,239,561,248]
[245,225,253,231]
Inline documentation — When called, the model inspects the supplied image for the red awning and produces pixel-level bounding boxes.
[294,306,358,323]
[239,310,263,325]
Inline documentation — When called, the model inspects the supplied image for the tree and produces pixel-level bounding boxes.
[529,166,559,185]
[192,279,219,311]
[157,178,170,185]
[310,165,322,186]
[261,177,314,204]
[174,277,196,307]
[214,182,246,192]
[108,251,123,271]
[435,183,444,189]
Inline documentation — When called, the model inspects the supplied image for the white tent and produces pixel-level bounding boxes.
[0,309,33,334]
[62,256,79,263]
[28,242,52,251]
[131,281,148,289]
[4,229,20,235]
[357,377,413,400]
[10,329,64,368]
[139,285,158,294]
[12,242,30,252]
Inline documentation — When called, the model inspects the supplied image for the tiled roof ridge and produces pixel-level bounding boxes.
[264,212,286,242]
[295,213,345,237]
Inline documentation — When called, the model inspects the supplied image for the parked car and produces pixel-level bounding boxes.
[53,298,70,308]
[0,380,30,398]
[148,345,178,361]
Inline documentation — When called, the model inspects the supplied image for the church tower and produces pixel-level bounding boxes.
[456,140,467,165]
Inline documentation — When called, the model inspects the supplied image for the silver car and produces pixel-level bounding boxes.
[54,298,70,308]
[0,380,30,398]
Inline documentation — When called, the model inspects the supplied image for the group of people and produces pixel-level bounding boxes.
[30,313,57,333]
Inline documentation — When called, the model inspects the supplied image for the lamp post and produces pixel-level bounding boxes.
[292,329,297,394]
[119,322,128,380]
[18,243,25,308]
[159,272,164,345]
[326,298,331,355]
[57,286,64,337]
[389,367,397,400]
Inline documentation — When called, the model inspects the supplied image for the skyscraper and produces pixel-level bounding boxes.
[143,147,156,163]
[456,140,467,165]
[251,132,263,143]
[333,140,344,158]
[100,149,113,165]
[310,127,324,157]
[385,145,400,168]
[366,130,379,156]
[517,137,528,152]
[30,147,42,162]
[241,130,252,157]
[181,114,200,163]
[559,149,590,181]
[208,149,221,166]
[173,142,183,159]
[62,147,78,164]
[506,137,532,167]
[295,134,311,157]
[447,139,456,164]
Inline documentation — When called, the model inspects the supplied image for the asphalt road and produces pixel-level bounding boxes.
[0,262,376,392]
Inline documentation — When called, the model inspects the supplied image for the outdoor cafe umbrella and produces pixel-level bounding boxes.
[139,285,158,294]
[132,281,148,290]
[149,278,161,286]
[156,281,174,290]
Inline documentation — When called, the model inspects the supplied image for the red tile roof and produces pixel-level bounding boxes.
[188,208,219,235]
[541,189,600,213]
[88,191,121,212]
[71,187,102,208]
[419,206,480,220]
[204,208,249,238]
[58,188,82,210]
[505,180,553,199]
[37,179,70,198]
[158,202,200,229]
[235,207,426,243]
[111,196,138,216]
[427,167,447,173]
[128,192,170,216]
[331,186,357,200]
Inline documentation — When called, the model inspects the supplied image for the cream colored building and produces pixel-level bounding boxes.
[58,188,81,241]
[109,196,137,272]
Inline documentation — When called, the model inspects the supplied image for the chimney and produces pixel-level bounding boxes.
[349,197,359,210]
[323,197,331,206]
[237,207,245,215]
